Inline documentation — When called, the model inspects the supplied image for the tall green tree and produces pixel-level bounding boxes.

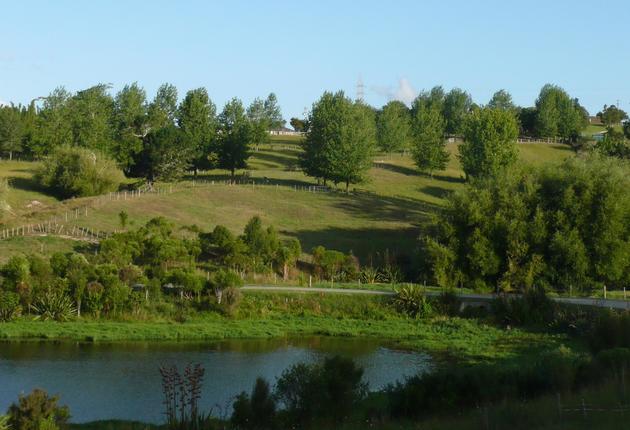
[534,84,585,141]
[459,107,519,179]
[33,87,73,156]
[376,100,411,154]
[113,83,148,171]
[263,93,284,129]
[217,98,252,178]
[67,84,116,154]
[443,88,472,135]
[300,91,376,191]
[488,89,516,111]
[177,88,216,173]
[247,98,270,150]
[133,126,191,182]
[0,105,24,160]
[147,83,178,130]
[411,92,449,176]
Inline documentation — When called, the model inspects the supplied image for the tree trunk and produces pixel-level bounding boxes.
[9,151,12,161]
[345,180,350,193]
[283,263,289,281]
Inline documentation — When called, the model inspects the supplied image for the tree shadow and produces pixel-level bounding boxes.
[252,150,298,170]
[184,173,316,188]
[283,226,421,263]
[419,185,452,200]
[373,162,421,176]
[7,176,57,197]
[322,190,440,224]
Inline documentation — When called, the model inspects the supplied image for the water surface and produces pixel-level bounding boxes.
[0,337,431,423]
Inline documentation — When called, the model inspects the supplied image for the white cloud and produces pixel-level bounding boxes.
[370,78,417,106]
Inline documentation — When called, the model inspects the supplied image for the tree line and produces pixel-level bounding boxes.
[0,83,285,180]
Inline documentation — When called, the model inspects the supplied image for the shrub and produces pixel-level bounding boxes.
[0,291,22,321]
[7,388,70,430]
[274,356,366,425]
[35,145,124,198]
[231,377,276,430]
[31,291,76,321]
[392,285,432,318]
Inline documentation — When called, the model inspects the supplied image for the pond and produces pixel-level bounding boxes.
[0,337,431,423]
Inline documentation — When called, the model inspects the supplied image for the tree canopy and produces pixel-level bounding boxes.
[459,107,519,179]
[426,155,630,293]
[376,100,411,154]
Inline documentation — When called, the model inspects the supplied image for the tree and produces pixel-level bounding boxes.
[459,107,518,179]
[488,89,516,111]
[410,91,448,176]
[113,83,148,171]
[35,146,124,198]
[518,107,537,136]
[289,117,306,132]
[263,93,284,129]
[0,105,24,160]
[217,98,252,178]
[426,155,630,293]
[177,88,216,173]
[133,126,192,182]
[597,104,628,127]
[534,84,585,141]
[67,84,116,154]
[624,121,630,140]
[276,238,301,280]
[247,98,270,150]
[443,88,472,135]
[147,83,178,130]
[231,377,277,430]
[376,100,411,154]
[32,87,73,157]
[300,91,376,191]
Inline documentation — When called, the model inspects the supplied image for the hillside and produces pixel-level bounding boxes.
[0,136,573,262]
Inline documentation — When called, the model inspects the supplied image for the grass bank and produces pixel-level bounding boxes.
[0,293,567,363]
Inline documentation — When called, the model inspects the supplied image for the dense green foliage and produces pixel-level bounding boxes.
[426,155,630,293]
[376,100,411,154]
[534,84,588,141]
[410,88,449,175]
[35,146,124,198]
[300,91,376,190]
[459,107,519,179]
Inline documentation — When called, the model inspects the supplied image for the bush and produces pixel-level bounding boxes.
[231,377,276,430]
[0,291,22,321]
[274,356,366,425]
[31,291,76,321]
[36,146,124,198]
[7,388,70,430]
[392,285,432,318]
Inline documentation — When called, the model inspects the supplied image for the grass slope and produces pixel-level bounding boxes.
[0,138,572,262]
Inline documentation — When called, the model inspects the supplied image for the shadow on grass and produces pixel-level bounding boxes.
[7,176,62,200]
[419,185,453,200]
[284,226,422,261]
[324,190,439,224]
[183,173,316,188]
[373,162,421,176]
[252,150,299,169]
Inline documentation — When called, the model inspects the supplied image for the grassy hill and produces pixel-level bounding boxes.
[0,137,573,262]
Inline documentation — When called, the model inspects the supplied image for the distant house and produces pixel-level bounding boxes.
[268,126,304,136]
[589,116,603,125]
[592,130,607,142]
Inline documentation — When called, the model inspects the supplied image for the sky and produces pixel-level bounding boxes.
[1,0,628,120]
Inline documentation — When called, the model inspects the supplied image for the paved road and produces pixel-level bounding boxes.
[242,285,630,310]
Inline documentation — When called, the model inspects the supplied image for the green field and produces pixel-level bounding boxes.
[0,137,573,263]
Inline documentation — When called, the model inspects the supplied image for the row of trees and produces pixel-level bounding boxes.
[0,84,285,179]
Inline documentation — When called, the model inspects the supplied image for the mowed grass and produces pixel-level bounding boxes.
[0,138,573,261]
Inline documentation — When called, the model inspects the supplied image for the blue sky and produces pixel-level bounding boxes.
[1,0,628,119]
